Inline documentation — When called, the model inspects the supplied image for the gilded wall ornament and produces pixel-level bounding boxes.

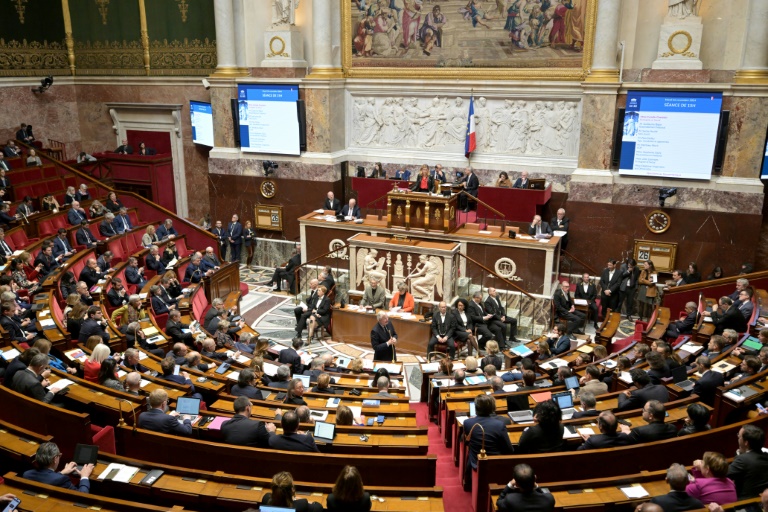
[96,0,110,25]
[176,0,189,22]
[13,0,28,24]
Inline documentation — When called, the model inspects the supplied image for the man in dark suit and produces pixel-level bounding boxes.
[268,410,319,452]
[574,273,599,329]
[706,296,748,335]
[0,229,15,261]
[428,301,456,358]
[67,201,88,225]
[340,198,361,219]
[11,353,67,403]
[76,281,94,306]
[666,301,698,339]
[165,310,198,347]
[52,228,75,260]
[728,424,768,499]
[78,306,110,344]
[204,297,231,330]
[22,442,93,493]
[210,220,227,259]
[3,140,21,158]
[495,463,554,512]
[512,171,530,189]
[572,391,600,419]
[324,191,340,213]
[550,208,569,242]
[155,219,177,240]
[294,279,319,340]
[34,244,60,277]
[1,303,33,343]
[268,245,301,293]
[485,287,518,344]
[459,167,480,212]
[319,268,334,293]
[124,256,147,288]
[371,311,397,361]
[624,400,677,443]
[79,258,107,290]
[107,277,129,307]
[75,221,97,249]
[553,280,585,335]
[16,123,32,143]
[145,245,166,274]
[184,253,211,284]
[468,292,500,350]
[577,411,631,450]
[616,369,669,412]
[99,212,118,237]
[279,338,305,374]
[599,260,622,319]
[464,394,514,473]
[0,157,9,172]
[114,139,133,154]
[150,285,173,315]
[137,389,193,435]
[649,464,704,511]
[202,246,221,271]
[222,396,276,447]
[114,208,132,233]
[527,215,552,237]
[227,214,243,263]
[618,259,640,321]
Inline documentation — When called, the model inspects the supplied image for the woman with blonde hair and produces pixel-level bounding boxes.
[464,355,480,373]
[142,225,159,247]
[348,357,364,374]
[261,472,323,512]
[480,340,503,371]
[327,466,372,512]
[84,343,111,382]
[89,200,105,218]
[388,281,414,312]
[536,340,552,361]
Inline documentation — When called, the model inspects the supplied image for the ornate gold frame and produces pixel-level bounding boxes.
[341,0,597,80]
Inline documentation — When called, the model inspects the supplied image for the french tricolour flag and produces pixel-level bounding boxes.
[465,95,476,159]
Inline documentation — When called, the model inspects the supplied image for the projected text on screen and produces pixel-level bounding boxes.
[238,85,300,156]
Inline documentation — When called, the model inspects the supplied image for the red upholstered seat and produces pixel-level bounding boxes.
[90,425,116,454]
[239,282,249,297]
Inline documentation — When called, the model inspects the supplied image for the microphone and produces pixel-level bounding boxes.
[465,422,487,460]
[117,398,138,433]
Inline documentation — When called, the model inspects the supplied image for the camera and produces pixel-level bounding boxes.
[262,161,278,177]
[658,187,677,207]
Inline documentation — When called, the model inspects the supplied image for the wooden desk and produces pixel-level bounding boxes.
[202,261,241,304]
[332,306,431,356]
[477,184,552,223]
[386,190,459,233]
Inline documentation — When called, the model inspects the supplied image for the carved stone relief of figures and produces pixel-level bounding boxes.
[349,95,580,157]
[410,254,443,301]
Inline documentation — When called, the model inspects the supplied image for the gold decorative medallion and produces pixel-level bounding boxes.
[662,30,695,57]
[434,209,441,221]
[13,0,27,24]
[176,0,189,22]
[260,180,277,199]
[646,210,671,234]
[267,36,289,58]
[415,208,421,220]
[449,206,455,218]
[396,206,403,219]
[96,0,110,25]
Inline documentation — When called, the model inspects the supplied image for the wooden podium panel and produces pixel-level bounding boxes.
[386,191,458,233]
[332,307,431,355]
[477,185,552,222]
[202,261,240,303]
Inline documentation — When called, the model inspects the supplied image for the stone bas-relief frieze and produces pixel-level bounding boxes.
[350,96,580,157]
[354,247,445,302]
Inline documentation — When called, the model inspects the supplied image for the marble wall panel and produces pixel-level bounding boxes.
[210,86,236,150]
[304,87,331,154]
[209,156,341,182]
[577,93,617,171]
[722,96,768,179]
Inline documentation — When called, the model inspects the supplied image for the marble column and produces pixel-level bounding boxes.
[307,0,342,78]
[212,0,239,77]
[584,0,621,82]
[735,0,768,84]
[232,0,249,74]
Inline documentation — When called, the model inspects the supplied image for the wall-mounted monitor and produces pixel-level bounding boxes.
[761,124,768,181]
[237,84,300,156]
[619,91,723,180]
[190,101,214,147]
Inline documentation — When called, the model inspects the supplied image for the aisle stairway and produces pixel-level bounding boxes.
[412,402,472,512]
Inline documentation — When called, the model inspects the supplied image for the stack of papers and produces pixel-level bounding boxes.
[541,359,569,370]
[421,362,440,373]
[503,384,519,392]
[600,359,618,369]
[226,371,240,381]
[679,342,704,355]
[452,362,467,370]
[348,406,362,419]
[0,348,20,361]
[98,463,140,483]
[619,485,649,499]
[325,397,341,408]
[142,326,159,336]
[618,371,632,384]
[64,349,88,363]
[531,391,552,403]
[47,379,75,391]
[263,362,279,377]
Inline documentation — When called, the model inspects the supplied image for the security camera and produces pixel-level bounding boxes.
[32,75,54,94]
[262,161,278,177]
[201,78,211,90]
[658,187,677,207]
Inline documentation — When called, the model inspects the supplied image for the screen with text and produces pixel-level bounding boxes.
[190,101,213,147]
[237,84,300,156]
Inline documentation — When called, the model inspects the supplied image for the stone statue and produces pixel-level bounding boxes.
[668,0,699,19]
[272,0,299,26]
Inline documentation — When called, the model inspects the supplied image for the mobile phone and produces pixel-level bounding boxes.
[173,364,180,376]
[2,498,20,512]
[367,418,374,426]
[757,403,766,413]
[376,415,385,424]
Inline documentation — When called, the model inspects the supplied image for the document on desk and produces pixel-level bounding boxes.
[98,463,140,483]
[421,362,440,373]
[374,363,401,374]
[452,362,467,370]
[619,485,649,499]
[47,379,75,391]
[503,384,519,392]
[348,406,362,419]
[712,362,736,374]
[226,371,240,381]
[553,230,567,237]
[456,415,468,426]
[207,416,231,430]
[39,318,56,327]
[0,348,20,360]
[679,342,704,355]
[142,326,159,336]
[263,362,279,376]
[618,371,632,384]
[541,359,569,369]
[573,298,588,306]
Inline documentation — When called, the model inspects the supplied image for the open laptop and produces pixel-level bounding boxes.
[260,507,296,512]
[671,365,695,392]
[175,396,202,423]
[508,410,534,423]
[465,375,487,385]
[564,376,580,391]
[73,443,98,472]
[295,374,310,388]
[313,421,336,444]
[552,391,576,420]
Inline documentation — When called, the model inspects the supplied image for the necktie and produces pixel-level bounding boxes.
[84,229,92,243]
[1,240,10,255]
[230,224,234,236]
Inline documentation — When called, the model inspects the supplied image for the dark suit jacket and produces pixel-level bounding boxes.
[452,308,473,332]
[156,225,177,239]
[137,408,192,435]
[616,383,669,411]
[125,266,145,286]
[728,450,768,499]
[340,204,361,218]
[76,228,96,247]
[711,305,748,335]
[551,334,571,355]
[692,370,724,406]
[574,282,597,302]
[599,268,622,297]
[278,347,303,375]
[227,221,243,244]
[371,322,396,361]
[410,175,434,192]
[512,177,529,189]
[577,432,631,450]
[115,214,132,233]
[463,415,514,468]
[221,414,271,447]
[99,221,117,237]
[78,318,109,344]
[620,267,641,292]
[496,486,555,512]
[550,216,569,233]
[165,319,193,344]
[649,491,703,512]
[518,424,565,454]
[484,295,507,320]
[185,263,204,283]
[22,468,91,493]
[68,208,87,225]
[285,253,301,273]
[11,368,54,403]
[668,310,697,337]
[467,300,489,326]
[527,221,552,236]
[326,492,372,512]
[34,253,59,276]
[107,288,128,307]
[151,295,171,316]
[553,289,575,318]
[431,311,455,340]
[268,432,320,452]
[231,384,264,400]
[79,266,105,289]
[145,254,166,273]
[324,198,341,213]
[1,314,27,343]
[572,409,600,419]
[627,421,677,444]
[464,172,480,196]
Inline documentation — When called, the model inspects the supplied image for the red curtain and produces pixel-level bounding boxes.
[126,130,171,155]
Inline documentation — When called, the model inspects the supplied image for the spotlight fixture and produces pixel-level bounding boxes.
[32,75,54,94]
[658,187,677,208]
[201,78,211,90]
[262,160,278,177]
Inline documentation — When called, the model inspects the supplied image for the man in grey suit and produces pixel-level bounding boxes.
[373,376,398,398]
[527,215,552,237]
[360,278,386,310]
[11,353,67,403]
[616,369,669,412]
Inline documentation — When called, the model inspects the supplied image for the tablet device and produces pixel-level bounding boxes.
[176,396,201,416]
[313,421,336,443]
[73,443,98,471]
[173,364,180,376]
[295,374,310,388]
[564,376,580,390]
[215,362,230,374]
[469,402,476,418]
[260,507,296,512]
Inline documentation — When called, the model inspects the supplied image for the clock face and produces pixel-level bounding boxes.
[646,210,671,234]
[260,180,276,199]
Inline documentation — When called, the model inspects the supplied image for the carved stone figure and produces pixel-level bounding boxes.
[668,0,698,19]
[272,0,299,26]
[357,248,388,292]
[410,255,443,301]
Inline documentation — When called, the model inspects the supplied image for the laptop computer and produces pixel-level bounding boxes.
[564,376,580,391]
[552,391,575,420]
[260,507,296,512]
[176,396,202,423]
[313,421,336,444]
[671,365,695,392]
[468,402,476,418]
[295,374,310,388]
[508,410,534,423]
[465,375,487,385]
[73,443,98,471]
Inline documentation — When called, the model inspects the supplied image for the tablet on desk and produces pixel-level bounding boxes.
[313,421,336,444]
[176,396,201,416]
[73,443,98,471]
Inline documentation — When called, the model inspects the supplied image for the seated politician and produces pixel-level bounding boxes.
[622,400,677,443]
[517,400,565,454]
[496,463,555,512]
[389,281,414,312]
[23,442,94,493]
[137,389,194,435]
[261,471,323,512]
[577,411,631,450]
[360,278,386,310]
[512,171,530,189]
[231,368,264,400]
[428,301,456,359]
[340,198,361,220]
[268,410,320,452]
[463,394,514,483]
[221,396,276,447]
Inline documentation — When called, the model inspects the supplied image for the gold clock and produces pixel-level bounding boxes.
[646,210,671,234]
[260,180,276,199]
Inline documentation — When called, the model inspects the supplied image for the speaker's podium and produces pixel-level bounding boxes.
[386,188,459,233]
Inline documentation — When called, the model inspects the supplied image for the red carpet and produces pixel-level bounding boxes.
[412,403,473,512]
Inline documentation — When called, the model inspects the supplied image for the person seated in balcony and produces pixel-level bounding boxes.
[137,141,155,156]
[184,252,212,284]
[114,139,133,155]
[75,184,90,202]
[156,218,177,240]
[16,196,35,218]
[25,149,42,167]
[495,171,513,188]
[115,207,132,233]
[3,140,21,158]
[162,239,180,266]
[105,191,124,213]
[16,123,33,144]
[125,256,147,288]
[52,229,75,261]
[89,200,106,218]
[67,201,88,225]
[79,258,107,290]
[33,243,60,277]
[99,212,118,237]
[202,246,221,270]
[145,245,165,274]
[42,194,61,212]
[77,152,97,163]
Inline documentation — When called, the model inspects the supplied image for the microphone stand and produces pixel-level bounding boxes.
[387,325,396,363]
[464,422,487,460]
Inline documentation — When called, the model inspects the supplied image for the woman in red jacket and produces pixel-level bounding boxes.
[388,281,415,312]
